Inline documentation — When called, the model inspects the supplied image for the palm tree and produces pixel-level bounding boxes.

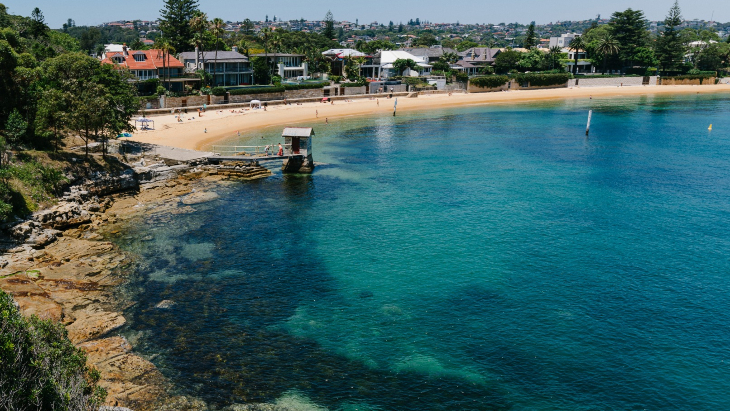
[548,46,562,70]
[568,36,585,74]
[157,40,175,91]
[210,18,225,86]
[189,12,208,69]
[596,35,620,74]
[154,38,169,89]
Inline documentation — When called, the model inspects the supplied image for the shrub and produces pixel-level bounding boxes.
[229,86,285,95]
[211,87,227,96]
[470,75,509,88]
[155,85,166,96]
[512,72,571,87]
[330,75,342,84]
[282,82,328,90]
[0,290,106,409]
[451,71,469,82]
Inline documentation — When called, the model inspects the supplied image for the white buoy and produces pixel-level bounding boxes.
[708,124,713,131]
[586,110,593,136]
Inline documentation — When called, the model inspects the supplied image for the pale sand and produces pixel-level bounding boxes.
[130,85,730,151]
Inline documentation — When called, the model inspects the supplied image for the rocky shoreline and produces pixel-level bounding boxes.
[0,151,273,411]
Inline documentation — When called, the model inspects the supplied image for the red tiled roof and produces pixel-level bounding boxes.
[101,49,184,70]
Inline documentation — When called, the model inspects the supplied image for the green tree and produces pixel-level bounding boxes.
[0,290,106,410]
[78,27,101,54]
[189,11,208,69]
[656,1,685,72]
[210,17,225,85]
[4,109,26,146]
[595,34,620,74]
[42,53,138,158]
[568,36,585,74]
[548,45,563,70]
[456,40,478,52]
[392,58,418,75]
[159,0,199,52]
[523,21,537,49]
[35,88,66,152]
[323,11,335,40]
[30,7,48,38]
[609,8,649,69]
[356,39,396,54]
[494,48,522,73]
[415,32,437,47]
[518,48,548,71]
[242,18,254,34]
[251,56,270,85]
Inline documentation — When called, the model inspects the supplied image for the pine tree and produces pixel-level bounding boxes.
[656,1,684,73]
[608,8,649,69]
[323,11,335,40]
[523,21,537,49]
[159,0,199,52]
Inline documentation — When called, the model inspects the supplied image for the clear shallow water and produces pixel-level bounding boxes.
[117,94,730,410]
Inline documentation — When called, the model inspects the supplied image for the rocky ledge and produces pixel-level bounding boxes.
[0,153,270,410]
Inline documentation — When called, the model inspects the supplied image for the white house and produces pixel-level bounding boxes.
[549,33,580,48]
[378,50,432,78]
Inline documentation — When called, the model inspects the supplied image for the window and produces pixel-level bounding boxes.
[134,54,146,62]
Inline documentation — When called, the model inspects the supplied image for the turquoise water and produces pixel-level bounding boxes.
[118,93,730,410]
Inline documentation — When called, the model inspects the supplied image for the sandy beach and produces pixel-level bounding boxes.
[130,85,730,151]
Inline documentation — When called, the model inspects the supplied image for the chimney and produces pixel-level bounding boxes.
[232,45,238,53]
[122,43,128,56]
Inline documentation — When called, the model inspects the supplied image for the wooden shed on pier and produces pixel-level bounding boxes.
[282,127,315,173]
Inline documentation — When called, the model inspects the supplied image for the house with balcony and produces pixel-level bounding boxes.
[359,50,432,79]
[101,45,193,91]
[563,48,594,74]
[178,48,254,86]
[251,53,308,79]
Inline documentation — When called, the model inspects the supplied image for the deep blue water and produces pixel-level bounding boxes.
[117,93,730,410]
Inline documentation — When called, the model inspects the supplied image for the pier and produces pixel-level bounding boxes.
[208,127,315,173]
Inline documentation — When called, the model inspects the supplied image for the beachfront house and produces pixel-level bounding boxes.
[101,45,193,92]
[251,53,308,79]
[456,48,501,75]
[178,47,254,86]
[373,50,432,78]
[322,48,369,77]
[398,46,459,65]
[563,48,594,74]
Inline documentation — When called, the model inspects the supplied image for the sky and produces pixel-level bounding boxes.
[2,0,726,29]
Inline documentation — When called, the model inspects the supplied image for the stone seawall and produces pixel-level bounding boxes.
[343,86,367,95]
[569,76,655,87]
[467,82,509,93]
[659,77,716,86]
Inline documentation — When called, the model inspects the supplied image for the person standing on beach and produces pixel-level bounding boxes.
[377,99,379,107]
[316,110,318,118]
[325,118,329,125]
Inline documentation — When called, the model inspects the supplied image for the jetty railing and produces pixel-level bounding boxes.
[211,144,291,156]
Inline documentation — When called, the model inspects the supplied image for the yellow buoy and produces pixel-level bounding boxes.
[708,124,713,131]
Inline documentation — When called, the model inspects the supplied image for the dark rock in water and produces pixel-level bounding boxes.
[226,404,277,411]
[359,290,374,299]
[155,300,176,309]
